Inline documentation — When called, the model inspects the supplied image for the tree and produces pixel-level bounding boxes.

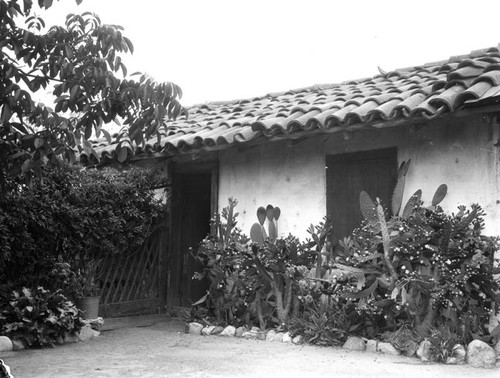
[0,0,184,193]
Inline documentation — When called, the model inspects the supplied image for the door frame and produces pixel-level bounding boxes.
[166,160,218,309]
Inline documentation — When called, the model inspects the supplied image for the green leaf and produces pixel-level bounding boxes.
[21,159,31,172]
[70,85,79,101]
[64,44,73,60]
[401,287,407,304]
[34,138,44,149]
[390,287,399,300]
[101,129,112,144]
[1,104,12,122]
[117,146,128,162]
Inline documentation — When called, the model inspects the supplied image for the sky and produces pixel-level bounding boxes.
[36,0,500,106]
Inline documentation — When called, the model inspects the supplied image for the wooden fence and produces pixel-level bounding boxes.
[98,225,167,317]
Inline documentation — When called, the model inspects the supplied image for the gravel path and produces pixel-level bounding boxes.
[1,319,498,378]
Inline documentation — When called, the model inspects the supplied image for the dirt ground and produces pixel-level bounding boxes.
[1,317,499,378]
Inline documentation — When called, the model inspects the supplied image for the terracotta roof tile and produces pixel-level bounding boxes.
[83,45,500,164]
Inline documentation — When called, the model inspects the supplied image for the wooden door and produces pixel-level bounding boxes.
[326,148,397,241]
[169,172,212,308]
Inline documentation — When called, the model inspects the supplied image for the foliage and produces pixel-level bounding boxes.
[427,326,463,363]
[326,177,499,343]
[381,322,421,356]
[0,286,85,347]
[290,278,367,346]
[192,199,320,329]
[191,198,250,325]
[250,204,281,244]
[0,163,167,297]
[0,0,184,192]
[192,191,499,351]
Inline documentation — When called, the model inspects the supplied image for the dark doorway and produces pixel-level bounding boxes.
[326,148,397,241]
[169,171,213,308]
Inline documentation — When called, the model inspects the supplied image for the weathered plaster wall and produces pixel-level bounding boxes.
[218,113,500,239]
[218,140,325,239]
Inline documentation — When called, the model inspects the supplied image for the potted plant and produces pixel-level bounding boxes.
[73,254,102,320]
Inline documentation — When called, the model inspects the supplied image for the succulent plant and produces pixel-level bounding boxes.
[250,204,281,244]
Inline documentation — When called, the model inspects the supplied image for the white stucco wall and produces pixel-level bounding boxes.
[218,140,326,240]
[218,113,500,239]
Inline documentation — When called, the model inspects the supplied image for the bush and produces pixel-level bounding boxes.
[0,287,85,347]
[332,201,499,343]
[192,195,500,351]
[0,164,167,296]
[192,199,319,328]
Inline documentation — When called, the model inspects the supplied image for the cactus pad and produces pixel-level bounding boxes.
[359,191,377,223]
[250,223,265,245]
[273,207,281,220]
[431,184,447,206]
[402,189,422,218]
[266,205,274,221]
[268,221,277,241]
[257,206,266,225]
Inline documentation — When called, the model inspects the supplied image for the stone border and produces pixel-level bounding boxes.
[188,322,500,369]
[1,317,104,351]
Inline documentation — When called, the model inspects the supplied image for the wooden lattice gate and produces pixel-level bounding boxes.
[98,225,168,318]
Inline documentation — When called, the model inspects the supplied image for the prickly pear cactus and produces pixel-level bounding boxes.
[250,204,281,244]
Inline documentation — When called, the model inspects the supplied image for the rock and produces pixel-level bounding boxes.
[377,342,400,356]
[188,322,204,335]
[89,317,104,330]
[416,339,432,362]
[242,331,258,340]
[251,326,260,332]
[404,340,419,358]
[282,332,292,343]
[365,339,378,353]
[446,357,457,365]
[452,344,466,365]
[11,339,27,351]
[266,330,276,342]
[210,326,224,335]
[63,333,79,344]
[220,326,236,337]
[495,340,500,359]
[342,336,366,351]
[55,335,65,345]
[466,339,496,368]
[235,326,246,338]
[272,332,284,342]
[256,331,266,341]
[0,336,12,352]
[201,326,215,336]
[78,325,99,342]
[292,335,304,345]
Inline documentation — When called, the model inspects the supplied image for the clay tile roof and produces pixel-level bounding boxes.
[84,44,500,165]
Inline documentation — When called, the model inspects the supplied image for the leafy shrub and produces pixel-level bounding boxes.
[192,199,318,328]
[0,287,85,347]
[0,164,167,296]
[332,201,500,343]
[290,291,365,346]
[192,194,499,350]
